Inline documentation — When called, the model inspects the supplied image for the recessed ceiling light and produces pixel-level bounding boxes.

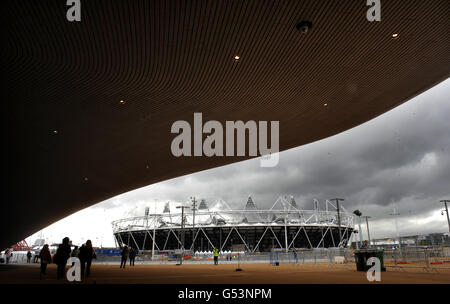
[120,99,126,104]
[392,33,399,39]
[323,103,328,107]
[53,130,58,134]
[234,55,240,61]
[296,21,313,34]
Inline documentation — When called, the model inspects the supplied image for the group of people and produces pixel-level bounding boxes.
[25,250,40,263]
[38,237,96,280]
[120,246,137,268]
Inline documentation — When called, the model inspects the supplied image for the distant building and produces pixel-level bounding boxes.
[33,239,45,247]
[356,232,450,249]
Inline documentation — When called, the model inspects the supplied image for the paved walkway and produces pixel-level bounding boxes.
[1,263,450,284]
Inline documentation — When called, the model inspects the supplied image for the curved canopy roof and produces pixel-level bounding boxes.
[2,0,449,248]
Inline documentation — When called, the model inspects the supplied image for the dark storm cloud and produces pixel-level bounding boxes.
[95,79,450,239]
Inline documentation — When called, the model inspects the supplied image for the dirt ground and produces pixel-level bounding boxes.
[1,263,449,284]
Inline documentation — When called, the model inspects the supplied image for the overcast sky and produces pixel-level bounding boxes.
[27,78,450,247]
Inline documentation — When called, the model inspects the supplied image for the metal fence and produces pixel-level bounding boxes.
[383,247,450,270]
[92,248,356,265]
[4,247,449,272]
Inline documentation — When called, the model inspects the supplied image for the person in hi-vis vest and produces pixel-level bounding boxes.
[213,248,219,265]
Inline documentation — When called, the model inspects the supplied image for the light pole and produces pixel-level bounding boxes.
[440,200,450,244]
[353,210,363,248]
[176,204,190,265]
[152,200,157,260]
[330,198,345,247]
[389,204,402,259]
[362,216,372,246]
[190,197,197,250]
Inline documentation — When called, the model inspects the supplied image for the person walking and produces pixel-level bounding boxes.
[26,250,32,263]
[5,248,12,264]
[120,246,129,268]
[54,237,72,280]
[79,240,95,278]
[292,249,298,264]
[129,247,136,266]
[213,247,219,265]
[39,244,51,280]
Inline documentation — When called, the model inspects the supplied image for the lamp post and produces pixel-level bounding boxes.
[190,197,197,250]
[152,200,157,261]
[440,200,450,245]
[353,210,363,248]
[440,200,450,237]
[176,204,190,265]
[362,216,372,246]
[389,204,402,259]
[330,198,345,247]
[353,229,359,250]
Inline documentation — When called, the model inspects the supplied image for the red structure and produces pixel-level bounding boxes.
[11,240,30,251]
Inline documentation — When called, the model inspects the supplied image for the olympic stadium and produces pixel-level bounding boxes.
[112,197,355,252]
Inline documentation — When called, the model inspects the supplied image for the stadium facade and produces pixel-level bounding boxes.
[112,197,355,252]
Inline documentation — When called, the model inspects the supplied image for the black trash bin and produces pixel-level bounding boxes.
[354,250,366,271]
[354,249,385,271]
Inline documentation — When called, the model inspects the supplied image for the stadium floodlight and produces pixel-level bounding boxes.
[176,204,190,265]
[389,204,403,257]
[152,200,157,261]
[190,197,197,249]
[330,198,344,247]
[362,216,372,246]
[353,210,363,248]
[440,200,450,237]
[353,210,362,217]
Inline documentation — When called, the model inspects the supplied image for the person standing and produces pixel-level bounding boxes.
[26,250,32,263]
[5,248,12,264]
[213,248,219,265]
[39,244,51,280]
[55,237,72,280]
[120,246,129,268]
[129,247,136,266]
[71,246,79,258]
[292,249,298,264]
[79,240,95,278]
[33,249,40,263]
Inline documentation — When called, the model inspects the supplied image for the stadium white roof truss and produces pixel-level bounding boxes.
[112,197,355,250]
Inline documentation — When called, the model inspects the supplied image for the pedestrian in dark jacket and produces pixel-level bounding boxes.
[129,247,136,266]
[26,251,32,263]
[55,237,72,280]
[120,246,129,268]
[71,245,79,258]
[78,240,95,278]
[39,244,51,280]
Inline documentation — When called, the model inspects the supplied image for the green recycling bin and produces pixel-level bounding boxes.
[354,249,385,271]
